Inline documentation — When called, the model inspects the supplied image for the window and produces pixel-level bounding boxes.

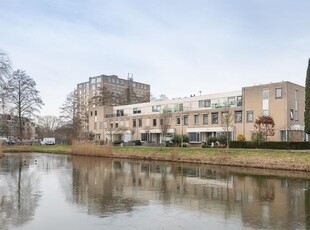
[290,109,294,120]
[110,123,113,128]
[94,122,97,130]
[221,112,228,124]
[275,88,282,99]
[116,109,124,117]
[235,111,242,123]
[99,122,103,129]
[237,96,242,106]
[115,123,119,128]
[295,90,299,121]
[91,78,96,84]
[152,105,161,112]
[183,115,188,125]
[141,133,149,141]
[246,111,253,123]
[160,118,163,126]
[211,112,218,124]
[133,119,136,127]
[138,119,142,127]
[133,108,141,114]
[262,89,269,116]
[178,103,183,111]
[188,132,200,142]
[176,117,181,125]
[198,100,211,108]
[203,114,208,124]
[90,111,93,116]
[95,110,97,116]
[194,115,199,124]
[153,119,157,127]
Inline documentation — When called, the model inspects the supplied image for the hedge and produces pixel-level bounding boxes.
[229,141,310,150]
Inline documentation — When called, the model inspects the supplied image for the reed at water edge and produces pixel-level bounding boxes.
[71,141,112,157]
[0,145,3,157]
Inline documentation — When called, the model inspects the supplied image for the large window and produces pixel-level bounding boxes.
[221,112,228,124]
[262,89,269,116]
[203,114,208,125]
[138,118,142,127]
[246,110,253,123]
[211,112,218,124]
[198,100,211,108]
[133,119,136,127]
[153,119,157,127]
[188,132,200,142]
[235,111,242,123]
[152,105,161,112]
[295,90,299,121]
[141,133,149,142]
[183,115,188,125]
[194,115,199,124]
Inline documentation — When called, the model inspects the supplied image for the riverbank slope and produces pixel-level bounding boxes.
[2,145,310,172]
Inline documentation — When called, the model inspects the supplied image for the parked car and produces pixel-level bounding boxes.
[40,137,56,145]
[8,139,21,145]
[0,138,8,145]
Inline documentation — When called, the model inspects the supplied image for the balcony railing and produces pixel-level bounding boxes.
[211,100,242,109]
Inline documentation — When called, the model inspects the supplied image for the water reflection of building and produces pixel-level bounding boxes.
[71,157,310,229]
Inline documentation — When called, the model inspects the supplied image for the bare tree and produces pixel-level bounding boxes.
[36,115,61,138]
[7,70,44,140]
[59,92,83,141]
[90,86,114,106]
[160,106,172,145]
[0,49,11,85]
[0,50,12,127]
[221,110,233,148]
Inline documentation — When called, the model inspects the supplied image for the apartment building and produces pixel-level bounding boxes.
[75,74,150,130]
[0,114,36,140]
[88,81,305,144]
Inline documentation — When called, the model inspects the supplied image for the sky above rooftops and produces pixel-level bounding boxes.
[0,0,309,116]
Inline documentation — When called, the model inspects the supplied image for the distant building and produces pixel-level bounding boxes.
[75,74,150,131]
[0,114,36,140]
[87,81,305,143]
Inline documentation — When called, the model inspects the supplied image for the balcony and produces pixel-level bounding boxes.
[211,100,242,109]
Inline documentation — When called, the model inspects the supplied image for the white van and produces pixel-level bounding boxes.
[40,137,56,145]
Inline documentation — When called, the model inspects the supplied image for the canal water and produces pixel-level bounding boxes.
[0,153,309,230]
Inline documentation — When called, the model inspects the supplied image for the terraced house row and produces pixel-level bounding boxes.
[76,77,305,145]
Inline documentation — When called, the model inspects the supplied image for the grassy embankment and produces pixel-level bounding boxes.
[1,144,310,172]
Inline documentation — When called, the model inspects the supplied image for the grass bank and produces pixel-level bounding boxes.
[2,144,310,172]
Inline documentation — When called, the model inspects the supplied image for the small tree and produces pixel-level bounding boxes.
[160,106,172,145]
[221,110,233,148]
[254,116,275,141]
[172,134,189,147]
[305,58,310,134]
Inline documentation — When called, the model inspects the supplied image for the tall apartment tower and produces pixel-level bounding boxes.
[75,74,150,131]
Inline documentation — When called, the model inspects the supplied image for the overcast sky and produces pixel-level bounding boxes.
[0,0,310,116]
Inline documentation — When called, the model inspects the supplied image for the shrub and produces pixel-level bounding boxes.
[229,141,310,149]
[237,134,246,141]
[172,134,189,146]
